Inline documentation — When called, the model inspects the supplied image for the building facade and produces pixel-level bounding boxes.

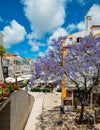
[3,53,34,78]
[0,32,4,81]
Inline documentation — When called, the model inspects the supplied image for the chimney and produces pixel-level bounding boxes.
[86,16,92,34]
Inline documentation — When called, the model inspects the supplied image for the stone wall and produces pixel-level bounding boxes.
[0,89,34,130]
[0,101,10,130]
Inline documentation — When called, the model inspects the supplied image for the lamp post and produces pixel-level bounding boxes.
[61,38,67,104]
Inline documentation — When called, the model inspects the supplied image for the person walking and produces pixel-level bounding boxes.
[25,80,31,92]
[60,103,65,114]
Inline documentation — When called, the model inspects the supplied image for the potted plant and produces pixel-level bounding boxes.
[0,87,4,101]
[0,82,10,99]
[13,83,19,90]
[7,83,14,93]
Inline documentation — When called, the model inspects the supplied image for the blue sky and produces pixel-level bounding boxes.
[0,0,100,58]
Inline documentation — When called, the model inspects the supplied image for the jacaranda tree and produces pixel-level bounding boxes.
[31,35,100,122]
[30,36,66,85]
[65,35,100,123]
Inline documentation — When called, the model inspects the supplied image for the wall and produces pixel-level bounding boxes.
[0,101,10,130]
[0,89,34,130]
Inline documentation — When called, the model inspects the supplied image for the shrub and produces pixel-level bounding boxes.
[0,88,3,96]
[57,88,61,92]
[19,83,27,88]
[42,87,51,92]
[7,84,13,92]
[31,87,41,92]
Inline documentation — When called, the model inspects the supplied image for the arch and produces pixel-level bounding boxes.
[94,33,100,38]
[68,34,76,39]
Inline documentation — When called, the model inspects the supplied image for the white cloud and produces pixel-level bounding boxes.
[46,27,67,53]
[28,39,46,52]
[31,45,39,52]
[76,0,86,5]
[77,4,100,30]
[48,27,68,44]
[14,51,20,56]
[27,32,40,40]
[66,22,86,32]
[21,0,66,39]
[77,21,85,30]
[86,4,100,25]
[47,46,54,52]
[28,27,67,53]
[38,52,45,57]
[28,40,39,52]
[66,4,100,33]
[66,23,76,33]
[2,20,26,48]
[68,0,87,5]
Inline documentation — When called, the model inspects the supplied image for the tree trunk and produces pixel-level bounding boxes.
[79,104,84,123]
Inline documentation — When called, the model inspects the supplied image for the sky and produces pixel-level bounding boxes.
[0,0,100,59]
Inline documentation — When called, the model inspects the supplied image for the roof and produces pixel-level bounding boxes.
[91,25,100,29]
[4,53,17,57]
[27,58,32,61]
[68,31,87,38]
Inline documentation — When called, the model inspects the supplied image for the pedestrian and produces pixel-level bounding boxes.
[60,103,65,114]
[51,84,53,92]
[25,84,28,91]
[29,81,32,91]
[25,80,30,92]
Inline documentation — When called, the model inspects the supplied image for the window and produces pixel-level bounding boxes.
[77,37,82,43]
[69,37,73,41]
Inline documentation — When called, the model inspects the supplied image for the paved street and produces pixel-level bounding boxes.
[24,92,46,130]
[24,91,61,130]
[24,91,100,130]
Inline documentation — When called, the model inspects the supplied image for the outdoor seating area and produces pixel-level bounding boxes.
[5,74,32,83]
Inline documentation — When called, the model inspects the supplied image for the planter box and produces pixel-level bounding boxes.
[0,96,4,102]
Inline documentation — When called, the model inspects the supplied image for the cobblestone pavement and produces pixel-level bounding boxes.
[24,90,100,130]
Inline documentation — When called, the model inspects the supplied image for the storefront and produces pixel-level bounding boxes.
[63,87,90,111]
[63,89,73,111]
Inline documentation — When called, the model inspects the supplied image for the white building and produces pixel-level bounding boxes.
[27,58,34,74]
[65,16,100,45]
[21,57,31,75]
[3,54,22,77]
[3,54,33,77]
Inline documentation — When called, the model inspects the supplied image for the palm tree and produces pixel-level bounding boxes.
[0,44,6,82]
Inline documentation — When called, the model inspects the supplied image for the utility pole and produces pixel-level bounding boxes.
[61,38,67,104]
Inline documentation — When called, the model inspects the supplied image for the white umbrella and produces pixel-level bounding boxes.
[21,74,32,78]
[17,77,24,82]
[6,77,16,83]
